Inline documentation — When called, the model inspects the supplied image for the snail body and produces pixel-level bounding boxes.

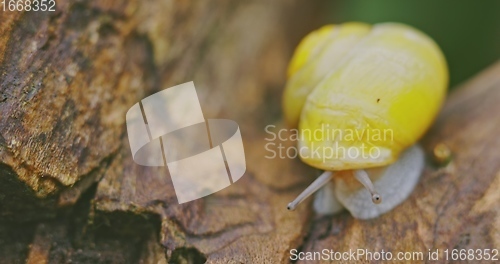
[284,22,448,219]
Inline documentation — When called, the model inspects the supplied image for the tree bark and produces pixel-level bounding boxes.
[0,0,320,222]
[0,0,322,262]
[1,0,499,263]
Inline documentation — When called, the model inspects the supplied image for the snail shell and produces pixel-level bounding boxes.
[284,22,447,169]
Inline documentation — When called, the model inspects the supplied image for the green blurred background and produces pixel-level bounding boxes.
[326,0,500,88]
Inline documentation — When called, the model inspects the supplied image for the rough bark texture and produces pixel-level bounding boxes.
[0,0,319,222]
[1,0,499,263]
[0,0,321,262]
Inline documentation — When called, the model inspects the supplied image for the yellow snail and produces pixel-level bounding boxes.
[284,22,448,219]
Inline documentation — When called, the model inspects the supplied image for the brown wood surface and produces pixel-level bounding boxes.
[0,0,318,221]
[1,0,499,263]
[0,0,321,262]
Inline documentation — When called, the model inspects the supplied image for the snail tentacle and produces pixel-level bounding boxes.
[287,171,333,210]
[353,169,382,204]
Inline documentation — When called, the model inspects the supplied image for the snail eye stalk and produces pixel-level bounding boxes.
[287,171,333,210]
[354,169,382,204]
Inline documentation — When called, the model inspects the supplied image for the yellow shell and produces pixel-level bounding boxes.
[283,22,448,170]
